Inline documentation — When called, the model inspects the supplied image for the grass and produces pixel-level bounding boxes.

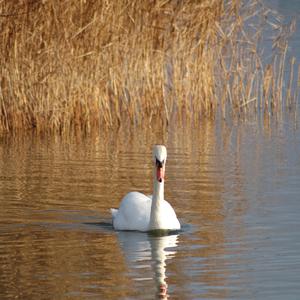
[0,0,299,134]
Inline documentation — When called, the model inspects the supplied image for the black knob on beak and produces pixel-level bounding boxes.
[156,158,164,168]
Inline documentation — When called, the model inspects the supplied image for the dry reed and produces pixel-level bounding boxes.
[0,0,298,134]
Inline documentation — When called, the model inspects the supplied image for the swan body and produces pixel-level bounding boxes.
[111,192,180,231]
[111,145,180,232]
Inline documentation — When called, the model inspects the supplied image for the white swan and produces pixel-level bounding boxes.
[111,145,180,232]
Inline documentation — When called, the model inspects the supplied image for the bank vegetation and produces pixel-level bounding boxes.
[0,0,299,133]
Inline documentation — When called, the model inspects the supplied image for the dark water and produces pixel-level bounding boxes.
[1,1,300,300]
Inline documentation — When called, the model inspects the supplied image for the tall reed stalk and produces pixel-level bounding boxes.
[0,0,298,134]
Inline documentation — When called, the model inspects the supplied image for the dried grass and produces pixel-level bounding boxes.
[0,0,298,134]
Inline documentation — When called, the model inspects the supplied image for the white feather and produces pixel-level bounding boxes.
[112,192,180,231]
[110,145,180,232]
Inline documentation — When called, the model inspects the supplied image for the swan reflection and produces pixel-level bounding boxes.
[116,231,179,298]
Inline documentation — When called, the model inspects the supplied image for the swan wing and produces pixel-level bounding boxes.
[111,192,152,231]
[160,200,181,230]
[111,208,118,221]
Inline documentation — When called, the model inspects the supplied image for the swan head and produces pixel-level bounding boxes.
[153,145,167,183]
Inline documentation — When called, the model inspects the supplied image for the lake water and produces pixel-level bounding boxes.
[1,114,300,300]
[1,1,300,300]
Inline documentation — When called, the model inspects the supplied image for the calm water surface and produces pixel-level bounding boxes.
[1,115,300,300]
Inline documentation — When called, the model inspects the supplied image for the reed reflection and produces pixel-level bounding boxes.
[116,231,179,299]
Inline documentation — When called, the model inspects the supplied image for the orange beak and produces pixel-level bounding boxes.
[156,166,165,182]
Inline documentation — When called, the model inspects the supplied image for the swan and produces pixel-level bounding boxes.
[111,145,181,232]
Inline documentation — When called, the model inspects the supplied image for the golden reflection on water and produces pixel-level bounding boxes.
[0,117,300,299]
[0,224,134,299]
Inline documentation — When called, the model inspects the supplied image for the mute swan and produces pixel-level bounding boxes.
[111,145,180,232]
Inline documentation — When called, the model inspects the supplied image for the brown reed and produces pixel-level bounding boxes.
[0,0,298,134]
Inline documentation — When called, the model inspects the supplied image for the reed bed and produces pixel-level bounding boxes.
[0,0,298,134]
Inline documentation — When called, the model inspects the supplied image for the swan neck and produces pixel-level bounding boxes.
[149,171,164,230]
[153,179,164,204]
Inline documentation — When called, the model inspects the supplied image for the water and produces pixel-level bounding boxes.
[1,1,300,299]
[0,114,300,300]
